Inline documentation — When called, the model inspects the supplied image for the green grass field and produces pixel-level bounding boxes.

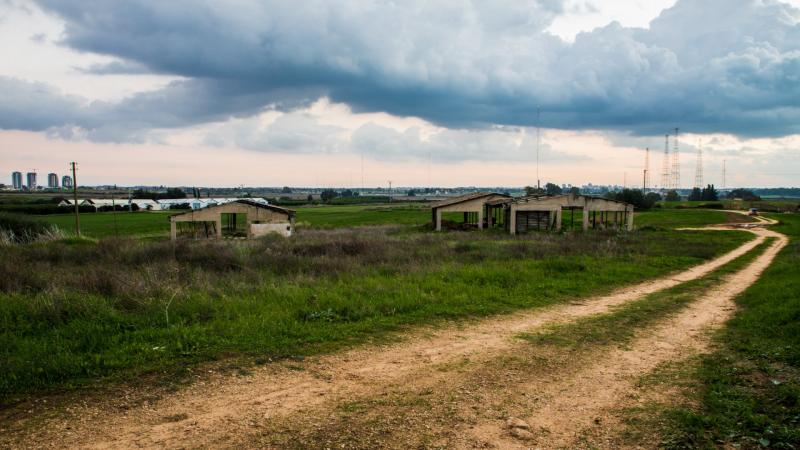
[0,224,752,403]
[39,211,174,238]
[32,204,749,239]
[661,214,800,448]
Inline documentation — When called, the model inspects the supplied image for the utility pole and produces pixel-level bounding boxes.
[643,147,650,193]
[388,180,393,203]
[661,134,670,191]
[70,162,81,237]
[722,159,727,190]
[428,149,432,192]
[111,196,119,237]
[536,107,541,190]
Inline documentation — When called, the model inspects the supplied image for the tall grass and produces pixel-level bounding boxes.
[0,213,66,245]
[0,227,750,402]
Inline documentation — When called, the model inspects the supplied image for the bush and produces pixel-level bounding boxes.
[0,213,62,244]
[605,189,658,210]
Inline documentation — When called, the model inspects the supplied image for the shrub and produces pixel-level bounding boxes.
[0,213,62,244]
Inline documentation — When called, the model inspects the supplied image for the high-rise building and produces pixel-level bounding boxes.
[26,172,37,190]
[12,171,23,190]
[62,175,73,189]
[48,173,59,188]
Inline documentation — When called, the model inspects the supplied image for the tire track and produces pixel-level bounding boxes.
[3,227,769,449]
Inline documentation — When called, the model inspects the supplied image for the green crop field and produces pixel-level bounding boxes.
[38,211,174,238]
[295,203,431,228]
[31,204,751,239]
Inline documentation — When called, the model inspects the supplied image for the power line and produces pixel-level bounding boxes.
[70,162,81,237]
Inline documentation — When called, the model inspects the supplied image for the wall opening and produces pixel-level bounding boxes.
[176,221,217,239]
[515,211,552,234]
[221,213,248,237]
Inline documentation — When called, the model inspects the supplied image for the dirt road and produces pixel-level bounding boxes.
[1,220,786,449]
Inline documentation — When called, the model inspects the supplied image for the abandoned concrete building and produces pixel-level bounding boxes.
[430,192,512,231]
[169,200,296,240]
[433,193,634,233]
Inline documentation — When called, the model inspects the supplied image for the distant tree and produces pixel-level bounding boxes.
[645,192,662,205]
[688,187,703,201]
[339,189,359,198]
[524,186,545,196]
[665,190,681,202]
[406,189,417,197]
[569,186,580,195]
[545,183,563,196]
[320,189,338,203]
[701,184,719,201]
[132,189,158,200]
[605,189,657,210]
[307,194,314,202]
[605,189,661,210]
[727,188,760,201]
[281,186,293,194]
[162,188,187,199]
[169,203,191,210]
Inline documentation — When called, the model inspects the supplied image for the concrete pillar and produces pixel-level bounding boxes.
[582,208,590,231]
[487,207,494,228]
[216,219,223,238]
[478,208,484,230]
[170,220,177,241]
[555,208,562,231]
[435,209,442,231]
[626,208,634,231]
[509,205,517,235]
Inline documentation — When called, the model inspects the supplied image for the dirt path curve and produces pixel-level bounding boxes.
[458,225,788,448]
[3,223,773,449]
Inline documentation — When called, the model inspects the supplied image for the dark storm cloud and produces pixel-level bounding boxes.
[5,0,800,140]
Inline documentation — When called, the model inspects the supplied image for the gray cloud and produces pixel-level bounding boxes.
[3,0,800,142]
[205,112,346,154]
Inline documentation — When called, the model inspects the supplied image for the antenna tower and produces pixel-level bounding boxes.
[722,160,727,190]
[671,128,680,190]
[661,134,671,190]
[643,147,650,193]
[694,139,704,189]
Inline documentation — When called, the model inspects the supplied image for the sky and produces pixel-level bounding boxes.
[1,0,799,188]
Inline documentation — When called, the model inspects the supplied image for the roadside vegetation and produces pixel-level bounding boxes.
[659,215,800,448]
[0,225,750,403]
[0,213,65,245]
[522,238,774,350]
[259,237,774,450]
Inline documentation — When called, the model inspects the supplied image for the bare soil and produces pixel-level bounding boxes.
[0,218,784,449]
